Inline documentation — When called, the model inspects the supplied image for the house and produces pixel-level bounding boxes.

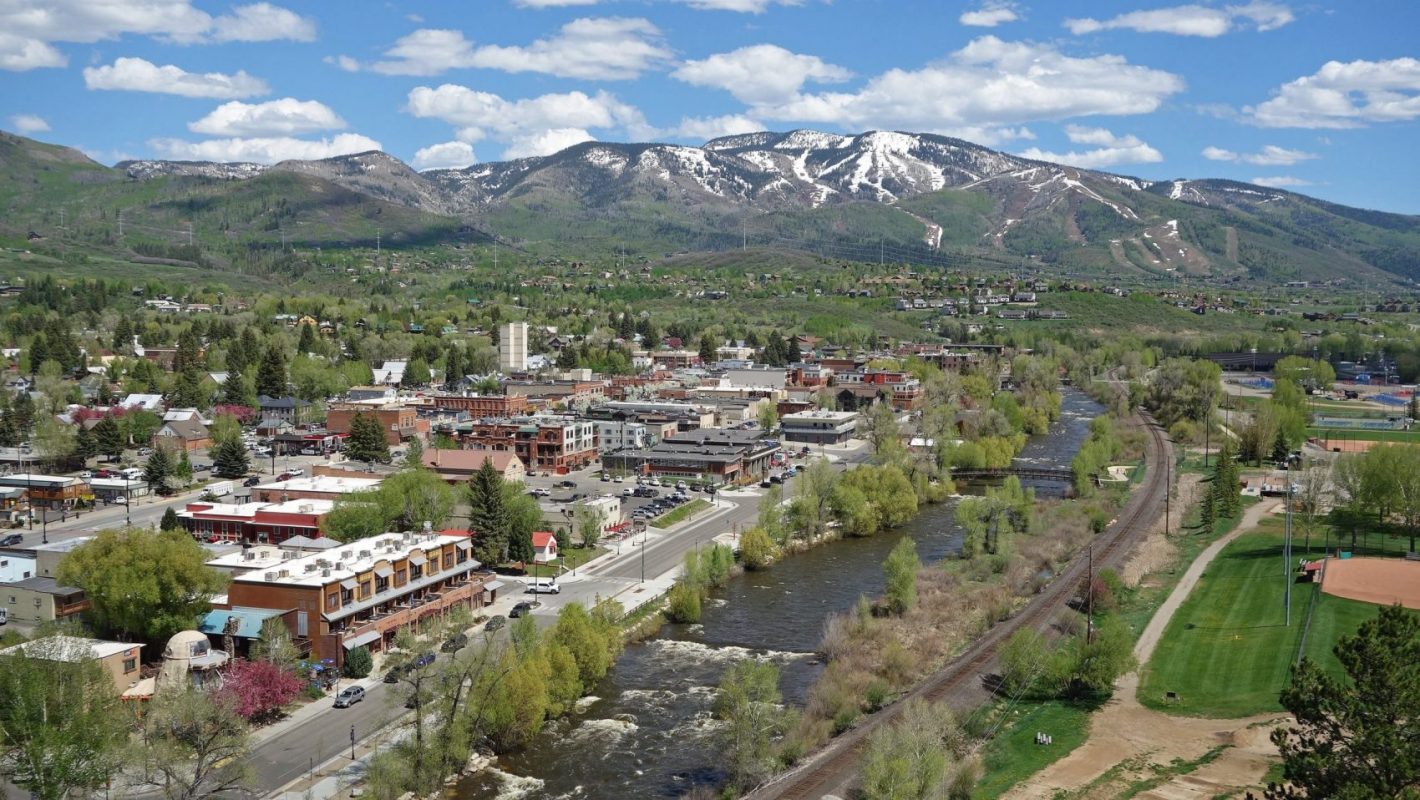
[421,449,527,483]
[153,417,211,453]
[251,476,381,504]
[120,393,165,411]
[256,418,296,438]
[0,636,144,695]
[531,531,557,564]
[257,395,316,426]
[0,576,89,625]
[371,360,407,386]
[347,385,398,403]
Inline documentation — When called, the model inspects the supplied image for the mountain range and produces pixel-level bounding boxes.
[4,128,1419,285]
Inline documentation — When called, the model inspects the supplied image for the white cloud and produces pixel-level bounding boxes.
[503,128,596,159]
[369,18,670,80]
[672,44,851,105]
[1201,144,1316,165]
[960,3,1019,27]
[211,3,316,42]
[666,114,765,141]
[1245,57,1420,128]
[935,126,1036,146]
[673,0,804,11]
[0,1,314,70]
[1251,175,1310,187]
[83,57,269,98]
[10,113,50,133]
[189,99,345,137]
[408,84,641,138]
[325,55,360,72]
[149,133,383,164]
[1018,127,1163,169]
[1065,2,1293,37]
[0,33,66,70]
[754,36,1184,132]
[411,141,477,171]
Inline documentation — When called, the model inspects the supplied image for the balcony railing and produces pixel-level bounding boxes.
[343,580,478,644]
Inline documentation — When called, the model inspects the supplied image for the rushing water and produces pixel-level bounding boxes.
[462,391,1104,800]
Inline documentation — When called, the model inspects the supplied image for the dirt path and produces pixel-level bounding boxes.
[1004,500,1286,800]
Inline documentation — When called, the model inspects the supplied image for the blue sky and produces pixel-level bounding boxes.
[3,0,1419,212]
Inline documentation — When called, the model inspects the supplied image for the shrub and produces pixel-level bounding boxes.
[864,678,890,711]
[738,526,777,570]
[664,582,702,623]
[343,646,373,678]
[883,537,921,615]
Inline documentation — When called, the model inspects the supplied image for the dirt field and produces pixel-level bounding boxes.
[1004,500,1286,800]
[1321,557,1420,609]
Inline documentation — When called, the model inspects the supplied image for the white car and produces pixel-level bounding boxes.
[286,467,304,477]
[526,578,561,594]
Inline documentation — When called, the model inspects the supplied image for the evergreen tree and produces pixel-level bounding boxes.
[346,411,391,463]
[213,437,249,479]
[93,415,124,459]
[555,346,578,370]
[443,347,463,391]
[74,424,98,461]
[173,329,204,374]
[112,316,134,352]
[1216,440,1242,517]
[174,449,194,485]
[221,370,254,408]
[786,335,803,365]
[11,391,35,433]
[160,507,180,531]
[1200,482,1217,530]
[468,459,509,564]
[27,332,48,372]
[255,342,287,399]
[403,437,425,470]
[144,447,174,495]
[402,358,431,387]
[508,526,534,565]
[169,367,209,410]
[698,333,718,365]
[296,321,316,355]
[0,411,20,448]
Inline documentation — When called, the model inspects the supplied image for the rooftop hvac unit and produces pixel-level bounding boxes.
[264,572,276,582]
[279,569,290,578]
[321,567,331,577]
[334,562,344,571]
[243,551,255,561]
[304,564,317,573]
[282,551,296,560]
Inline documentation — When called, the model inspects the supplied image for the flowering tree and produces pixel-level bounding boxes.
[217,659,303,723]
[211,404,257,424]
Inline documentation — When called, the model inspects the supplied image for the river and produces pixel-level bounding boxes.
[463,391,1104,799]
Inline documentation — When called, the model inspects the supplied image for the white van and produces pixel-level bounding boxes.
[119,467,144,481]
[526,578,561,595]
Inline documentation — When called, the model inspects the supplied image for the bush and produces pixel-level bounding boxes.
[883,538,921,615]
[343,646,373,678]
[864,678,890,711]
[738,526,777,570]
[664,582,702,623]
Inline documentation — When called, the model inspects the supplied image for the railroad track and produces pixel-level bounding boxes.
[748,410,1172,800]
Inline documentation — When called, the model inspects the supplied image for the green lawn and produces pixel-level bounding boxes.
[556,545,608,572]
[652,498,711,528]
[1138,527,1382,717]
[975,700,1094,798]
[1306,427,1420,443]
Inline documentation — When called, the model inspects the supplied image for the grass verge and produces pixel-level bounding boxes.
[974,700,1095,798]
[652,498,711,528]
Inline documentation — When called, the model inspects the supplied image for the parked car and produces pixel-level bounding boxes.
[675,481,688,490]
[138,447,153,457]
[0,533,23,547]
[612,475,624,483]
[529,487,551,498]
[526,578,561,595]
[622,487,634,497]
[286,467,304,477]
[78,470,92,479]
[648,478,661,486]
[243,476,262,486]
[600,473,611,482]
[333,686,365,707]
[383,664,408,683]
[111,496,127,505]
[509,601,537,618]
[441,633,468,653]
[412,652,436,668]
[485,614,508,630]
[192,463,210,472]
[276,473,292,482]
[556,479,577,489]
[760,479,772,488]
[769,474,784,484]
[94,469,113,479]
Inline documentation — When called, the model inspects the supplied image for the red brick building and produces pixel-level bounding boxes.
[221,532,490,669]
[325,404,420,446]
[178,498,335,544]
[429,394,530,416]
[457,417,597,473]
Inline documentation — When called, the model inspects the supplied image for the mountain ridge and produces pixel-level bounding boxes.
[7,128,1420,284]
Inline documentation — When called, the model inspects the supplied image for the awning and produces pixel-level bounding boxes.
[407,550,427,565]
[342,631,380,650]
[454,539,471,551]
[483,580,505,593]
[340,578,358,590]
[374,565,393,578]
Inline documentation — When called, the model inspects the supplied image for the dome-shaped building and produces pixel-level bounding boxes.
[155,630,229,692]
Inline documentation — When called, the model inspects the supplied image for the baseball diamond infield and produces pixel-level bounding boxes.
[1320,556,1420,609]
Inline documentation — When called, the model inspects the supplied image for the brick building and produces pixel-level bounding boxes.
[252,476,381,504]
[428,394,530,417]
[178,498,335,544]
[221,531,490,668]
[458,417,597,473]
[326,403,420,446]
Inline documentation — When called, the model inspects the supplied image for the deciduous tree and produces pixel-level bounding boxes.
[134,688,251,800]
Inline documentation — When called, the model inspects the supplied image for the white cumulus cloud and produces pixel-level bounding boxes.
[10,113,50,133]
[406,83,651,157]
[211,2,315,42]
[1066,2,1293,37]
[411,141,477,171]
[325,55,360,72]
[1245,57,1420,128]
[1201,144,1316,165]
[753,36,1184,132]
[666,114,765,141]
[149,133,383,164]
[188,99,346,137]
[960,3,1019,27]
[0,1,314,70]
[672,44,851,105]
[1018,126,1163,169]
[369,18,669,80]
[83,57,269,98]
[1251,175,1311,187]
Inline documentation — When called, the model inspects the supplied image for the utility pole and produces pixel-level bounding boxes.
[1165,448,1171,536]
[1284,480,1293,626]
[1086,543,1095,644]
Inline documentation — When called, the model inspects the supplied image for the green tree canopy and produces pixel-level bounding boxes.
[56,528,229,644]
